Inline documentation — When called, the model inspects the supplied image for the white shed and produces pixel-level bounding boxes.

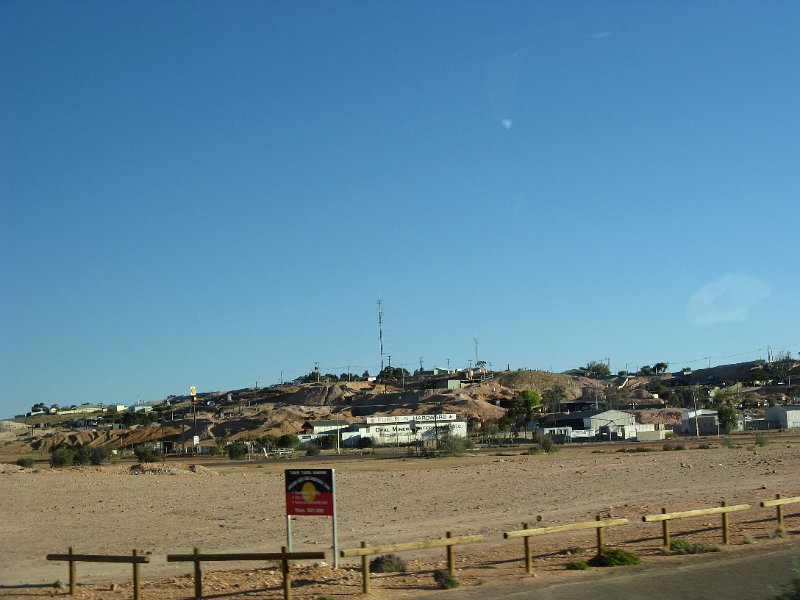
[764,405,800,429]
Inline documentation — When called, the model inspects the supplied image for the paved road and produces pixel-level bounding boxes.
[415,542,800,600]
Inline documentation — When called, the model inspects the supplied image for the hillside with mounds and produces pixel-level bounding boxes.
[8,362,764,457]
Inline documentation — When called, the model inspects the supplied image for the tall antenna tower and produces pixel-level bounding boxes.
[474,336,479,364]
[377,298,384,371]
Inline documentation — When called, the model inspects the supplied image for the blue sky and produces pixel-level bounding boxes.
[2,1,799,417]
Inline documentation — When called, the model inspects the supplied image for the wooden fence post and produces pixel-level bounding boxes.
[446,532,455,576]
[721,501,730,544]
[360,541,370,595]
[595,514,604,555]
[193,547,202,600]
[522,523,531,574]
[68,546,76,596]
[661,508,670,549]
[776,494,784,528]
[132,549,141,600]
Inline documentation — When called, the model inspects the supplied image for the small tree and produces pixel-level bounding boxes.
[506,390,542,430]
[90,446,112,465]
[133,444,161,463]
[542,383,567,412]
[277,434,301,449]
[49,446,74,468]
[717,404,739,431]
[585,361,611,377]
[227,441,248,459]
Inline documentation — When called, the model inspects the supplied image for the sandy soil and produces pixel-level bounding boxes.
[2,442,799,599]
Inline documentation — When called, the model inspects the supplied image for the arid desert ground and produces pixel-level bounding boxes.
[2,440,799,599]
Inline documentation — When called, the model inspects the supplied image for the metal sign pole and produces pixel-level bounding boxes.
[331,469,338,568]
[286,515,292,551]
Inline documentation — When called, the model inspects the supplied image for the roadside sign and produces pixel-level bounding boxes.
[190,386,196,396]
[193,435,200,446]
[285,469,335,516]
[284,468,338,567]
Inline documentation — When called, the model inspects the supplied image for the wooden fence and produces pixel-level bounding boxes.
[503,515,630,573]
[46,547,149,599]
[166,547,325,600]
[642,501,751,547]
[339,531,483,594]
[43,492,797,596]
[760,494,800,528]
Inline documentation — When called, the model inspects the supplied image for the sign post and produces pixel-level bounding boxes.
[190,386,197,455]
[285,469,338,567]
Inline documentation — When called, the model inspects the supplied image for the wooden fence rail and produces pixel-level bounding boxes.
[46,547,149,599]
[503,515,630,573]
[642,501,751,547]
[339,531,483,594]
[166,548,325,600]
[760,494,800,528]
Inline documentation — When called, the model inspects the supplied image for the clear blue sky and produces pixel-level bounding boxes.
[2,1,799,417]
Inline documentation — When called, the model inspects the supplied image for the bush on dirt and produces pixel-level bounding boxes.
[587,547,640,567]
[433,569,458,589]
[369,554,407,573]
[133,444,161,463]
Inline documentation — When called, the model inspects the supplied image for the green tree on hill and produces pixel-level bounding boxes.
[584,361,611,377]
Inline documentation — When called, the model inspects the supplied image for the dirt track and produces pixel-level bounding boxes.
[2,442,799,598]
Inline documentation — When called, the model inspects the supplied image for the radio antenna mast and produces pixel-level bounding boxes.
[377,298,384,371]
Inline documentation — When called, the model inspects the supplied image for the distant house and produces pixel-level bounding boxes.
[681,409,721,435]
[434,379,463,390]
[129,405,153,414]
[764,405,800,429]
[301,420,351,436]
[552,409,636,439]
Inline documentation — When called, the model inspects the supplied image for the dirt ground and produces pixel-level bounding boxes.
[2,440,799,599]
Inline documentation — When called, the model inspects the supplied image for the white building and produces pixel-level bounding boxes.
[764,405,800,429]
[681,409,720,435]
[354,414,467,446]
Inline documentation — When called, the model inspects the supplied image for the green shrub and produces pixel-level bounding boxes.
[227,441,248,459]
[668,538,720,554]
[49,447,74,468]
[770,563,800,599]
[565,561,588,570]
[73,444,92,466]
[539,434,558,454]
[358,437,375,449]
[304,444,321,457]
[16,457,35,468]
[696,443,714,450]
[277,434,301,449]
[755,432,769,447]
[369,554,407,573]
[723,438,740,449]
[133,444,161,463]
[432,569,458,589]
[663,443,686,451]
[587,547,640,567]
[89,446,112,465]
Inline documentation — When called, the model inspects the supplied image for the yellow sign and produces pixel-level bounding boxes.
[190,386,196,397]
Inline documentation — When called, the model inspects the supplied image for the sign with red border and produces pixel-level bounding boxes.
[285,469,335,516]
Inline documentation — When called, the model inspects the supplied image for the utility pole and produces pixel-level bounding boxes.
[314,362,320,383]
[474,336,479,365]
[377,299,384,371]
[692,386,700,438]
[419,356,423,372]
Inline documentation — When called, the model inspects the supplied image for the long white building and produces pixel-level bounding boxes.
[300,413,467,447]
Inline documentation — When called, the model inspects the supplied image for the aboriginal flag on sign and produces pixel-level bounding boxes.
[285,469,335,516]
